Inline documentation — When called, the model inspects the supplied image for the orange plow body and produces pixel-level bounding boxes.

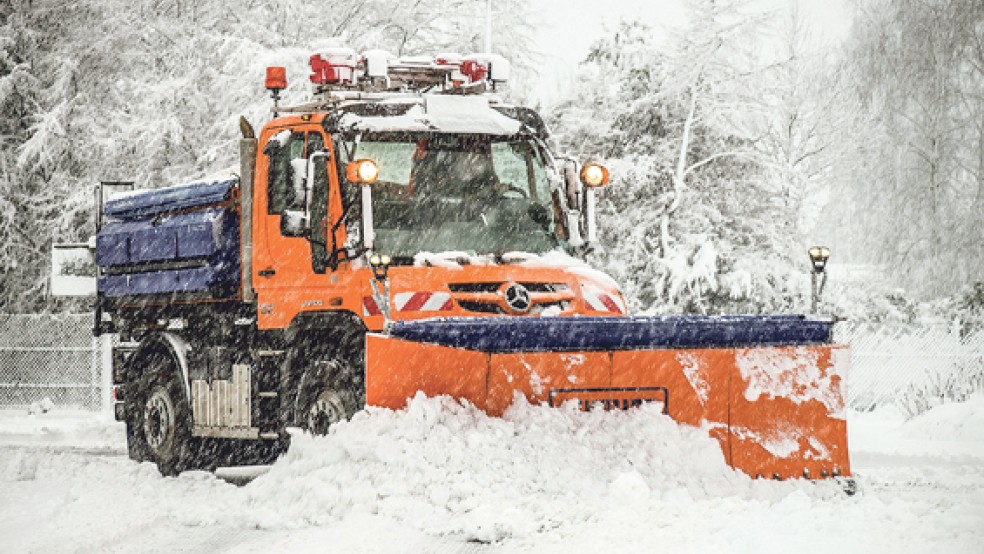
[365,316,850,480]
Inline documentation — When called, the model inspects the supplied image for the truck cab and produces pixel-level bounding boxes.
[250,87,621,332]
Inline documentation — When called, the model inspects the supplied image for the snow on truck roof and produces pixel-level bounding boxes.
[331,94,523,135]
[103,176,238,220]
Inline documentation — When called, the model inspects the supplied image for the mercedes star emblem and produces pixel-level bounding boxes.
[503,283,532,313]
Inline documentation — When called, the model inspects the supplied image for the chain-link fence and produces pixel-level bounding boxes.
[0,314,982,418]
[835,322,984,415]
[0,314,108,412]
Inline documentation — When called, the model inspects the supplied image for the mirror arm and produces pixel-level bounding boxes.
[361,184,375,251]
[307,236,345,272]
[324,192,358,271]
[585,187,597,244]
[566,210,584,247]
[332,201,353,233]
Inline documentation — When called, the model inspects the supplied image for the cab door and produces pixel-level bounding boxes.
[253,127,329,328]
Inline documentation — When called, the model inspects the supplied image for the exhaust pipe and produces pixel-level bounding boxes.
[239,117,257,304]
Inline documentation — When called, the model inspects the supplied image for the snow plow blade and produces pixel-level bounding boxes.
[366,315,850,480]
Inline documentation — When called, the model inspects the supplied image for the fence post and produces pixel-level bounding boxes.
[99,333,114,420]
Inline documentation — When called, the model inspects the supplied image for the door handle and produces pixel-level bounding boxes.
[258,268,276,277]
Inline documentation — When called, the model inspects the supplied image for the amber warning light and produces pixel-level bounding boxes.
[265,66,287,116]
[265,66,287,91]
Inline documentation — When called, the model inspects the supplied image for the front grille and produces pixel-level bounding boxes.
[520,282,569,293]
[448,281,573,315]
[447,282,503,293]
[448,282,569,293]
[529,301,570,315]
[457,301,505,314]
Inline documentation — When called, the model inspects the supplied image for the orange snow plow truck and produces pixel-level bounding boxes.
[78,48,850,481]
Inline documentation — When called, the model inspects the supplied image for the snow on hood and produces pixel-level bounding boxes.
[411,250,622,291]
[413,251,494,268]
[517,250,621,290]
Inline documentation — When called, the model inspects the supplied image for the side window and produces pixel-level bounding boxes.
[358,142,414,186]
[307,132,324,157]
[530,146,549,202]
[307,132,331,272]
[334,138,362,238]
[267,132,305,214]
[492,141,538,200]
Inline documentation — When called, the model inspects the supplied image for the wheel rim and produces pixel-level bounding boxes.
[307,390,346,435]
[144,388,175,452]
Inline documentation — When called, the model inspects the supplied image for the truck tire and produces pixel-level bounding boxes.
[294,335,364,435]
[128,352,196,476]
[124,420,148,463]
[300,361,354,434]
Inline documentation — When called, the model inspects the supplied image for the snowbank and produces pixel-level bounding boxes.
[240,393,751,542]
[2,395,984,551]
[0,409,125,450]
[901,392,984,442]
[849,394,984,460]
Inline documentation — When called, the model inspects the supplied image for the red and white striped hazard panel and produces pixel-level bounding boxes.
[363,296,382,317]
[581,285,626,314]
[393,292,454,312]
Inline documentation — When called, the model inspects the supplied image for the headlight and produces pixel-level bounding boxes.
[346,159,380,184]
[580,163,610,187]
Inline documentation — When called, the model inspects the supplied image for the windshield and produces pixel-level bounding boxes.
[336,133,565,259]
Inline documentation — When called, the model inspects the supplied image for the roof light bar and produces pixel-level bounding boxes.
[301,47,510,94]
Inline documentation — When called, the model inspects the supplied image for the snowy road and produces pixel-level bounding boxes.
[1,396,983,553]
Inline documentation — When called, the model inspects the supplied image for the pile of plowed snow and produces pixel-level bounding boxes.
[849,393,984,460]
[8,394,984,550]
[0,395,852,546]
[900,393,984,442]
[0,409,126,449]
[237,393,769,542]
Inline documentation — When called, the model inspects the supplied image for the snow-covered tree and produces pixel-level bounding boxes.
[839,0,984,298]
[0,2,60,310]
[550,3,807,315]
[0,0,539,313]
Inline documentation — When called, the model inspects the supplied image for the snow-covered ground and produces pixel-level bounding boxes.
[1,394,983,553]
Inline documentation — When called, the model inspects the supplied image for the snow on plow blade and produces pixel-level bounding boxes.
[366,315,850,480]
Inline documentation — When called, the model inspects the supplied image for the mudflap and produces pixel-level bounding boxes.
[365,316,850,481]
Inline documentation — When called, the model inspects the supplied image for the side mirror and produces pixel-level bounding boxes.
[287,158,308,211]
[559,159,608,247]
[559,159,585,247]
[280,210,310,236]
[562,159,581,208]
[280,156,318,237]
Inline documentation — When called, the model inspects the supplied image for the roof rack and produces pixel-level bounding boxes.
[265,48,512,115]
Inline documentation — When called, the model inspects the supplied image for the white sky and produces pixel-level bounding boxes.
[526,0,854,105]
